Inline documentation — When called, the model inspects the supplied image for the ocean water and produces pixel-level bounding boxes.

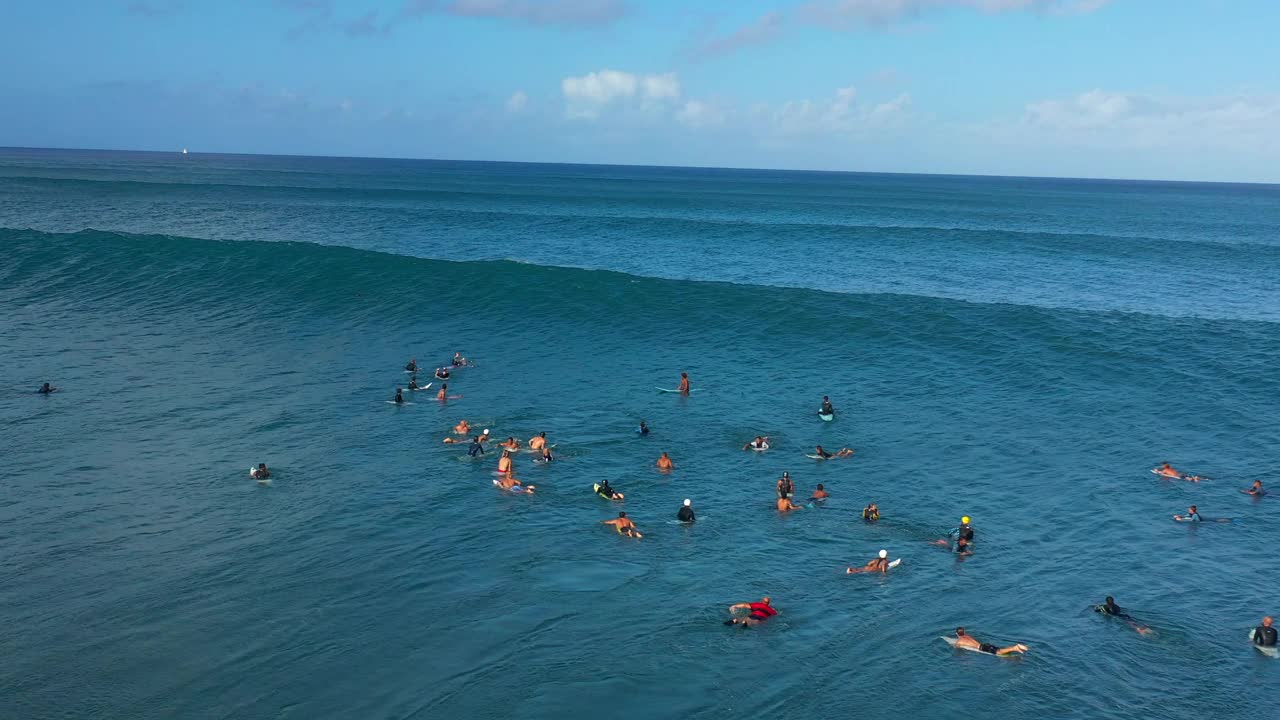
[1,148,1278,719]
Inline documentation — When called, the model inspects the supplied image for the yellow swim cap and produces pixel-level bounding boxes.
[961,516,970,524]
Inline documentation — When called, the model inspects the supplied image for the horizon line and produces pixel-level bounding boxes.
[3,144,1277,189]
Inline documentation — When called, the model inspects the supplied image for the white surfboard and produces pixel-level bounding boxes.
[941,636,1016,657]
[409,383,434,391]
[818,413,834,422]
[656,387,697,394]
[888,558,902,569]
[1250,629,1278,657]
[386,400,413,405]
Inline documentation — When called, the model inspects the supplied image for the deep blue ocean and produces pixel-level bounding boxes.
[2,147,1278,719]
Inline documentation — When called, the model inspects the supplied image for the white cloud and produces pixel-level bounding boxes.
[505,90,528,113]
[766,85,911,136]
[688,11,785,60]
[799,0,1109,27]
[677,100,728,128]
[561,69,681,119]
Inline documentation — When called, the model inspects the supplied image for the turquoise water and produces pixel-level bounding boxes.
[2,148,1278,719]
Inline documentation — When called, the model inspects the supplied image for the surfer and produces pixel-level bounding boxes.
[725,597,776,627]
[776,495,803,512]
[468,436,486,457]
[862,503,880,522]
[820,396,835,417]
[405,358,417,372]
[250,463,270,480]
[936,536,973,555]
[529,432,547,450]
[602,511,641,538]
[452,352,467,367]
[1254,617,1277,648]
[496,436,520,451]
[37,382,57,394]
[393,388,404,404]
[436,384,448,401]
[497,451,513,474]
[656,452,674,471]
[1155,461,1203,482]
[497,474,533,493]
[813,445,854,459]
[677,499,696,523]
[847,550,891,574]
[677,372,690,396]
[638,420,650,436]
[777,471,794,498]
[595,479,623,500]
[453,419,471,435]
[950,517,975,545]
[811,484,829,500]
[537,446,553,463]
[1245,480,1266,496]
[1173,504,1202,522]
[743,436,770,450]
[408,376,421,391]
[434,367,450,380]
[952,627,1028,656]
[1094,596,1152,635]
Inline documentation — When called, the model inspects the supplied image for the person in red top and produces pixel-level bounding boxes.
[725,596,777,627]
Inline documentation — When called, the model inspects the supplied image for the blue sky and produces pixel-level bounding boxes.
[3,0,1278,181]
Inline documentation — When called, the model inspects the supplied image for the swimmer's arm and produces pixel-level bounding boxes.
[728,603,752,613]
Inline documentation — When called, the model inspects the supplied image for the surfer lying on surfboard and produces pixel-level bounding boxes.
[496,474,533,493]
[847,549,897,574]
[250,463,270,480]
[1173,504,1234,523]
[1154,462,1205,481]
[743,436,771,451]
[950,627,1028,656]
[725,597,776,627]
[602,511,641,538]
[1094,596,1153,635]
[811,445,854,459]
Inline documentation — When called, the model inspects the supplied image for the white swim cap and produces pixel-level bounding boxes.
[483,428,490,434]
[683,499,691,506]
[878,549,888,559]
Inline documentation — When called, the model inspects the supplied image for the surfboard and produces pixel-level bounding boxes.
[941,636,1016,656]
[818,413,834,422]
[656,387,698,394]
[888,558,902,569]
[409,383,434,391]
[493,479,530,493]
[1250,629,1279,657]
[749,444,770,452]
[592,483,623,500]
[805,454,831,460]
[386,400,412,405]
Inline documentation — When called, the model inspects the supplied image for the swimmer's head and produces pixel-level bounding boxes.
[878,549,887,559]
[1105,596,1115,604]
[1264,617,1273,627]
[618,511,627,518]
[961,516,970,524]
[956,627,966,636]
[817,484,824,490]
[483,429,489,434]
[1189,505,1197,512]
[683,499,691,506]
[762,597,771,605]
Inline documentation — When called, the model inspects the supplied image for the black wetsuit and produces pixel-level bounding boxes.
[1255,626,1278,647]
[468,440,485,457]
[639,424,649,436]
[863,507,879,522]
[677,505,696,522]
[821,402,834,416]
[778,479,794,498]
[394,393,404,404]
[597,483,616,499]
[436,371,449,380]
[954,525,974,544]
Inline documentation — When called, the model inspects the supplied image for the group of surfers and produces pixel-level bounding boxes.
[1156,462,1268,522]
[393,353,469,404]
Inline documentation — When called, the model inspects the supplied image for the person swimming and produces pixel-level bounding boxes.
[847,549,891,574]
[776,495,803,512]
[250,463,270,480]
[656,452,674,471]
[405,358,417,372]
[497,450,513,474]
[777,472,794,498]
[595,479,623,500]
[434,367,450,380]
[452,352,467,367]
[862,503,880,522]
[408,376,421,390]
[743,436,770,450]
[820,395,835,416]
[950,517,975,545]
[725,597,776,627]
[1254,616,1277,648]
[496,436,520,451]
[602,511,641,538]
[1094,596,1153,635]
[952,627,1028,656]
[677,498,695,523]
[1174,504,1203,522]
[37,382,57,394]
[453,419,471,435]
[815,445,834,459]
[638,420,650,436]
[1245,480,1266,496]
[954,536,973,555]
[811,484,828,500]
[468,436,486,457]
[393,388,404,404]
[537,446,553,463]
[678,372,690,395]
[497,474,533,492]
[437,384,448,401]
[529,432,547,450]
